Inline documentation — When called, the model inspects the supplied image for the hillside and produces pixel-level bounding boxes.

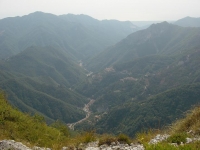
[76,45,200,136]
[0,91,70,148]
[0,46,89,123]
[0,13,200,143]
[93,83,200,136]
[86,22,200,71]
[1,90,200,150]
[0,12,137,60]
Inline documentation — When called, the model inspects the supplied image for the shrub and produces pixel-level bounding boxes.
[98,134,117,146]
[167,133,187,145]
[117,133,131,145]
[51,120,70,137]
[136,129,161,144]
[81,131,96,143]
[145,143,178,150]
[170,106,200,135]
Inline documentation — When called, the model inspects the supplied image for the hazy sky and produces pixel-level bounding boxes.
[0,0,200,21]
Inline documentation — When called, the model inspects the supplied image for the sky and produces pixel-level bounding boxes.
[0,0,200,21]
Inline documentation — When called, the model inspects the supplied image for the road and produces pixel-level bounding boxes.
[67,99,95,130]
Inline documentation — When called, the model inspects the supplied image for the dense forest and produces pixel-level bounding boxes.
[0,12,200,137]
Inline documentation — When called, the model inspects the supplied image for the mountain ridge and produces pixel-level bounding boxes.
[0,11,137,60]
[86,22,200,71]
[174,16,200,27]
[0,46,89,123]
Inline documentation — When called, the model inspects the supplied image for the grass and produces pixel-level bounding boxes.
[98,134,117,146]
[169,106,200,135]
[0,92,68,149]
[167,132,187,145]
[135,105,200,149]
[145,142,200,150]
[0,91,98,149]
[1,89,200,149]
[117,133,131,145]
[136,129,162,144]
[98,133,132,146]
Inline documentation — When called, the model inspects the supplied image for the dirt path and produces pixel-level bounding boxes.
[67,99,95,130]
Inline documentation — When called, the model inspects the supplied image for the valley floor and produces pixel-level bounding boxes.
[67,99,95,130]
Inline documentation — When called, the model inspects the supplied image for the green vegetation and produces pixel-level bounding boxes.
[98,134,117,146]
[117,133,132,145]
[1,13,200,148]
[85,83,200,136]
[145,142,200,150]
[98,133,132,146]
[139,105,200,149]
[0,92,99,149]
[0,46,88,123]
[0,11,136,60]
[0,12,137,125]
[167,132,187,145]
[86,22,200,71]
[1,90,200,149]
[170,106,200,135]
[0,91,68,149]
[76,47,200,136]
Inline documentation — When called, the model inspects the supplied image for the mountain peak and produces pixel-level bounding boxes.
[149,21,170,28]
[28,11,55,16]
[174,16,200,27]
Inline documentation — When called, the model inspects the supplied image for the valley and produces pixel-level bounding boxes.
[68,98,95,130]
[0,12,200,138]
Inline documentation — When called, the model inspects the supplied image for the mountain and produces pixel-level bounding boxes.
[0,12,137,60]
[131,21,162,29]
[76,47,200,136]
[1,12,200,138]
[0,46,89,123]
[75,21,200,135]
[86,22,200,71]
[2,46,86,86]
[174,16,200,27]
[0,11,137,125]
[94,83,200,136]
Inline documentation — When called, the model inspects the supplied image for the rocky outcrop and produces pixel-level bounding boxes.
[148,134,170,144]
[0,140,144,150]
[1,134,200,150]
[0,140,31,150]
[85,142,144,150]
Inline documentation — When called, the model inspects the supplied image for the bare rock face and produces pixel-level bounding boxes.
[0,140,31,150]
[0,140,51,150]
[148,134,170,144]
[0,140,145,150]
[85,142,144,150]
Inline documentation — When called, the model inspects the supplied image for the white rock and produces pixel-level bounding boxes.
[186,137,193,143]
[61,147,68,150]
[149,134,170,144]
[0,140,31,150]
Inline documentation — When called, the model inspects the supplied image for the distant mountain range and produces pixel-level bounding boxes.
[131,16,200,29]
[0,12,138,123]
[75,19,200,135]
[0,46,88,123]
[174,16,200,27]
[0,12,137,60]
[86,22,200,71]
[0,13,200,136]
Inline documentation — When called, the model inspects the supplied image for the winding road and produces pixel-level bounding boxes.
[67,99,95,130]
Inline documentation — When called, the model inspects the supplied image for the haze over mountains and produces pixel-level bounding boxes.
[86,21,200,71]
[0,11,136,60]
[174,16,200,27]
[0,12,200,136]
